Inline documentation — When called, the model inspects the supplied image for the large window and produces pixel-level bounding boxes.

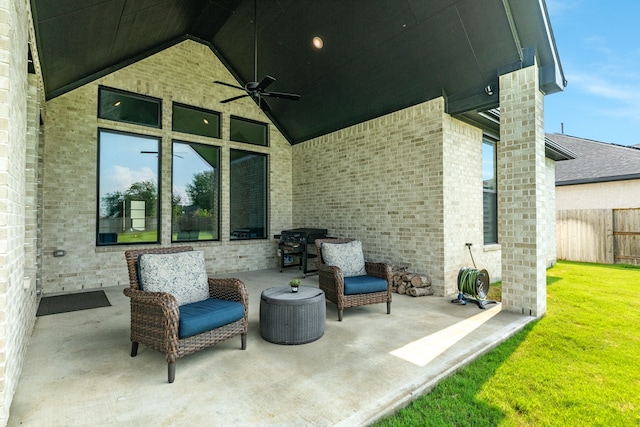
[230,116,268,146]
[482,139,498,244]
[97,129,160,245]
[230,150,267,239]
[172,141,220,242]
[98,86,161,128]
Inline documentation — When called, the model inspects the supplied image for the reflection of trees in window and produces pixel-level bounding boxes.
[172,141,220,242]
[97,130,160,245]
[102,181,157,218]
[186,171,215,215]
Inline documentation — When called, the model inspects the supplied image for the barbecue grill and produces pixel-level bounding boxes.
[277,228,328,277]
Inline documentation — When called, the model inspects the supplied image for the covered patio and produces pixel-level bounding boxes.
[1,1,568,424]
[8,268,531,426]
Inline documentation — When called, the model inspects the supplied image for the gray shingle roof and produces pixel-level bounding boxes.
[547,133,640,185]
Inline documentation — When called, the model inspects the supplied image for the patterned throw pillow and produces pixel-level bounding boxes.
[321,240,366,277]
[138,251,209,306]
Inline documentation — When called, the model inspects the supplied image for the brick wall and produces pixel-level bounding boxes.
[441,114,502,295]
[291,98,503,296]
[39,40,293,294]
[0,0,40,424]
[499,64,547,316]
[545,157,557,268]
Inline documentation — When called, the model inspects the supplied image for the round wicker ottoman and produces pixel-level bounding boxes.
[260,286,326,345]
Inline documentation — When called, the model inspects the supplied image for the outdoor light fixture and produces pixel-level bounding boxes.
[312,36,324,49]
[114,101,121,106]
[203,118,209,124]
[484,85,494,96]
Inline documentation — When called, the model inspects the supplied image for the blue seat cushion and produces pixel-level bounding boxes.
[179,298,245,339]
[343,275,388,295]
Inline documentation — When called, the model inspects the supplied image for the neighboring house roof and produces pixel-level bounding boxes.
[547,133,640,186]
[545,135,577,162]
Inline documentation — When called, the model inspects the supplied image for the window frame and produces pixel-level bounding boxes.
[229,149,269,240]
[97,86,162,128]
[229,115,269,147]
[171,140,221,243]
[172,102,221,139]
[96,128,161,246]
[482,137,498,245]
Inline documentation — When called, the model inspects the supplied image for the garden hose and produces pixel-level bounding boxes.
[452,243,496,309]
[458,267,488,300]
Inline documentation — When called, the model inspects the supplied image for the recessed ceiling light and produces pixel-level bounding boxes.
[312,36,323,49]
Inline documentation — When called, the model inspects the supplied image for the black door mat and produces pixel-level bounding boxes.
[36,290,111,316]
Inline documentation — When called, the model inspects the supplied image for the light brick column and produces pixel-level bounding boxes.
[1,0,35,423]
[498,63,547,317]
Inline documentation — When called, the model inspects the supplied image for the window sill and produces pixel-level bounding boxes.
[483,243,501,252]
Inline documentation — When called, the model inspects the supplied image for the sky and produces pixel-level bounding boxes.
[98,132,209,214]
[544,0,640,147]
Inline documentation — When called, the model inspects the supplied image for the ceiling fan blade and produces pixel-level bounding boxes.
[263,91,301,101]
[220,94,249,103]
[214,80,244,91]
[256,75,276,91]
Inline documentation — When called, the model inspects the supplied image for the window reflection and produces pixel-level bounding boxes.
[172,103,220,139]
[482,139,498,244]
[172,141,220,241]
[97,130,160,245]
[230,116,268,146]
[98,87,161,128]
[230,150,267,239]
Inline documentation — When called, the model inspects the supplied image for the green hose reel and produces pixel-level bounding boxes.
[457,267,490,300]
[451,243,497,309]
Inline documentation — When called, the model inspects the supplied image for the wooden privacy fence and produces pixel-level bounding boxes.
[556,208,640,265]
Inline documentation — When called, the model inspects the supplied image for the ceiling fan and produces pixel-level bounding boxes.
[214,0,301,112]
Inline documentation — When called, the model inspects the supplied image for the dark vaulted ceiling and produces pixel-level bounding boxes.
[29,0,565,144]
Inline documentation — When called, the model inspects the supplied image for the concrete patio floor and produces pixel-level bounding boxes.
[8,267,534,426]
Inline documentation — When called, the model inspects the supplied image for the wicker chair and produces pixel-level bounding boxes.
[314,238,392,321]
[123,246,248,383]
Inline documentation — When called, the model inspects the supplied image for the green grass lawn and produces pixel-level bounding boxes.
[116,231,158,243]
[116,231,215,243]
[376,261,640,426]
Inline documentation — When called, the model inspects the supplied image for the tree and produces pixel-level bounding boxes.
[102,190,125,217]
[101,180,157,218]
[127,180,158,216]
[186,170,215,212]
[172,191,184,218]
